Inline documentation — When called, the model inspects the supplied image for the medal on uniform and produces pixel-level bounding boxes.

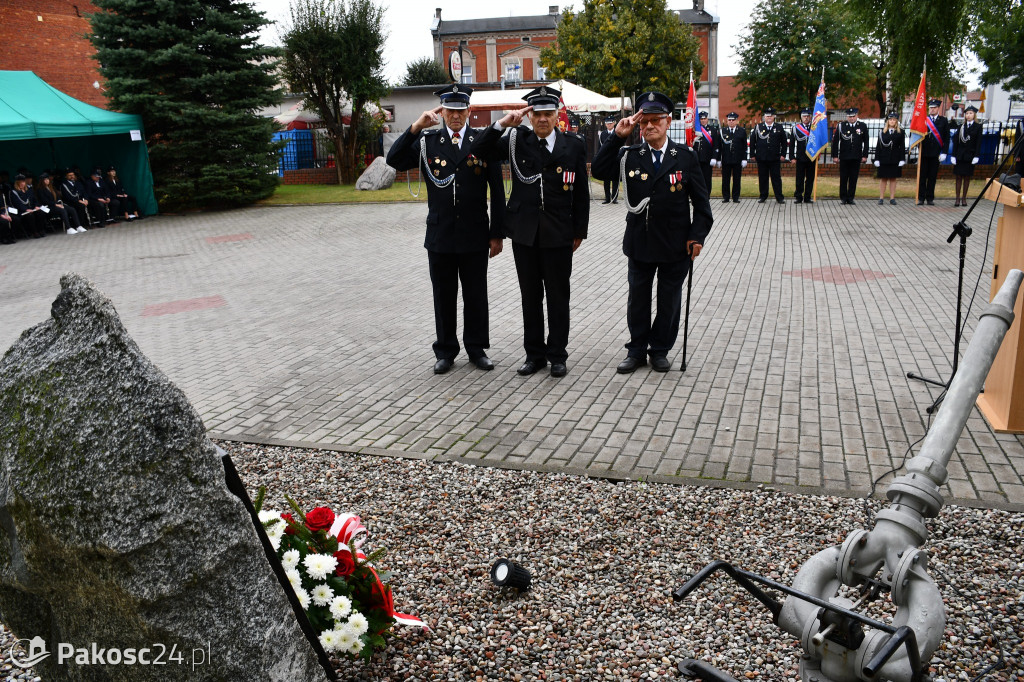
[562,171,575,190]
[629,170,636,177]
[556,166,562,173]
[441,160,447,167]
[669,173,677,192]
[433,169,440,176]
[641,173,648,181]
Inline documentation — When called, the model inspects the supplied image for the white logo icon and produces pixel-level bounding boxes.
[11,636,50,668]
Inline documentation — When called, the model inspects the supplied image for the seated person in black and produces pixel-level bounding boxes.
[60,168,92,227]
[86,167,119,223]
[37,171,85,234]
[8,173,46,239]
[105,166,140,220]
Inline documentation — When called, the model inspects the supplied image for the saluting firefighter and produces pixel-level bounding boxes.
[950,105,982,207]
[918,98,950,205]
[386,84,506,375]
[471,86,590,379]
[690,110,716,196]
[831,107,869,204]
[750,106,788,203]
[591,91,714,374]
[715,112,747,203]
[789,108,815,204]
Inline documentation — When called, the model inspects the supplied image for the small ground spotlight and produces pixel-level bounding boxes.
[490,558,531,591]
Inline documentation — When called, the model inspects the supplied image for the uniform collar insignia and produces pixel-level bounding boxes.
[639,147,646,155]
[669,148,677,156]
[440,137,446,143]
[468,135,474,142]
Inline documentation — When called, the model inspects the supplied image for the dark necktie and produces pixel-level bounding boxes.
[652,149,662,172]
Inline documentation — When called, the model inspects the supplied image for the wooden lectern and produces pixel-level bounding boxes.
[976,179,1024,432]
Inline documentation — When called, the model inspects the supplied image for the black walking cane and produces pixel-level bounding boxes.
[681,243,694,372]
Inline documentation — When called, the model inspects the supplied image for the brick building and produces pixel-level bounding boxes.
[0,0,106,108]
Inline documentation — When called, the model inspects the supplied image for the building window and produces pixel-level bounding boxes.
[522,36,530,42]
[504,60,522,85]
[536,65,547,81]
[461,64,474,84]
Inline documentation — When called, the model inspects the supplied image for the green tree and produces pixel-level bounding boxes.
[281,0,389,184]
[539,0,703,107]
[734,0,872,116]
[88,0,282,211]
[974,0,1024,93]
[402,58,451,87]
[845,0,972,112]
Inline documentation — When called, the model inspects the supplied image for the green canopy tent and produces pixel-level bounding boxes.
[0,71,157,215]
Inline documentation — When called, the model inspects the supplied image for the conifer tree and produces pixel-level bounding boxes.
[88,0,282,211]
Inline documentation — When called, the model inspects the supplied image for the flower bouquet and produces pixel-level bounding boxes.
[255,489,426,661]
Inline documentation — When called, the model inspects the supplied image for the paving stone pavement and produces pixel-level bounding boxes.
[2,194,1022,510]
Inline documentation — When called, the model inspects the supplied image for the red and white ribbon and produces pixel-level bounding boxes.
[563,171,575,186]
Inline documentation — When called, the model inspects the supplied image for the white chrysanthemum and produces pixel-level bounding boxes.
[330,596,352,621]
[346,612,369,635]
[335,629,356,650]
[268,524,284,550]
[295,587,310,609]
[347,639,362,655]
[319,629,341,652]
[282,549,300,570]
[285,568,302,589]
[311,583,334,607]
[303,553,338,581]
[257,509,281,524]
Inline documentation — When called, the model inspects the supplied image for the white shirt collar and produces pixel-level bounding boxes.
[536,129,555,152]
[647,138,669,156]
[447,124,466,147]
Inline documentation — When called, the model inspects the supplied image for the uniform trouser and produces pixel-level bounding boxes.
[12,210,45,238]
[699,163,712,196]
[625,257,690,359]
[919,156,939,201]
[838,159,861,202]
[117,194,139,215]
[794,160,814,201]
[427,249,490,361]
[720,163,742,200]
[603,179,619,202]
[757,160,783,199]
[512,241,573,364]
[68,201,89,227]
[51,204,81,231]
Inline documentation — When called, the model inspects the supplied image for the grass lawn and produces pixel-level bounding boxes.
[263,173,990,205]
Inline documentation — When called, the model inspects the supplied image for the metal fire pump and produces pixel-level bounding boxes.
[673,270,1023,682]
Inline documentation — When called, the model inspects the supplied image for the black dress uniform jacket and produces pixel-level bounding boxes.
[873,129,906,167]
[592,136,714,262]
[749,122,788,161]
[951,122,982,175]
[387,126,505,251]
[831,121,869,160]
[691,127,717,165]
[789,123,812,161]
[471,125,589,247]
[715,125,748,164]
[920,115,950,158]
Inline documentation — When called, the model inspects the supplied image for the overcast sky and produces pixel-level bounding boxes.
[253,0,761,84]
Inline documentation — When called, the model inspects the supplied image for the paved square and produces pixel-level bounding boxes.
[2,194,1021,509]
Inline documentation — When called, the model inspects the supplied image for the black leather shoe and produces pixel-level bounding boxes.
[612,200,618,204]
[926,200,935,205]
[472,356,494,370]
[757,197,767,203]
[601,200,610,204]
[650,356,671,372]
[433,358,453,374]
[776,198,784,204]
[794,198,803,204]
[849,199,856,205]
[550,362,567,378]
[732,198,740,203]
[517,359,546,376]
[616,356,646,374]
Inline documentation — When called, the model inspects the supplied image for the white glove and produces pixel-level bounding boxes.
[899,160,906,167]
[950,157,957,165]
[741,160,747,168]
[939,153,947,162]
[709,159,717,167]
[873,160,880,167]
[972,157,979,164]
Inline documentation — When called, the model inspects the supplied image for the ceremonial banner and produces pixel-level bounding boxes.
[557,95,571,132]
[908,69,929,150]
[805,78,830,161]
[685,80,697,146]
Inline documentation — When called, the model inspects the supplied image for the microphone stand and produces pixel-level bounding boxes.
[907,133,1024,413]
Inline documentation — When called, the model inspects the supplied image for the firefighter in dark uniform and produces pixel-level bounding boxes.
[831,107,869,204]
[471,85,590,378]
[386,84,506,374]
[599,116,619,203]
[750,106,788,203]
[917,98,950,205]
[691,110,716,197]
[789,108,815,203]
[715,112,747,203]
[591,91,714,374]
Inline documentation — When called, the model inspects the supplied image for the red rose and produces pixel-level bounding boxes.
[334,550,356,577]
[281,513,298,535]
[304,507,335,533]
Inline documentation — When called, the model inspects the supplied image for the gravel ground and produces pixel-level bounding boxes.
[3,443,1021,681]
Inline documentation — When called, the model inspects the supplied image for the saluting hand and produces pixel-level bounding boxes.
[615,112,643,139]
[410,106,443,134]
[498,106,532,129]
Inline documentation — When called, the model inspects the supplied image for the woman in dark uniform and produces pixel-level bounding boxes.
[873,112,906,205]
[951,105,982,206]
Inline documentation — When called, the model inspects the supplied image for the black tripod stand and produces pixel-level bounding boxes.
[907,134,1024,413]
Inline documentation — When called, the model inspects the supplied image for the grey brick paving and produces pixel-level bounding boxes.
[2,195,1022,510]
